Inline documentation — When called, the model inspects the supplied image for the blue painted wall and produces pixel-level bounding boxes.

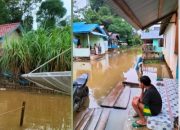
[153,39,162,52]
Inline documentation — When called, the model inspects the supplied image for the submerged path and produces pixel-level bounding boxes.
[73,47,172,130]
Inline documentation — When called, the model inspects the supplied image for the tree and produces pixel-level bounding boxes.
[0,0,41,30]
[0,1,10,24]
[22,16,33,31]
[37,0,67,28]
[83,8,100,24]
[5,0,23,23]
[108,18,132,39]
[75,3,141,46]
[98,6,111,16]
[90,0,104,11]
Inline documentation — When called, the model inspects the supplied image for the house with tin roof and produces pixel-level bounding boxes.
[0,23,21,55]
[141,29,163,53]
[73,22,108,60]
[0,23,20,55]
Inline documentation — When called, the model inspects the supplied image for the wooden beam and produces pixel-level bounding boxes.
[101,82,124,108]
[157,22,176,24]
[112,0,143,29]
[158,0,164,18]
[114,86,131,109]
[142,11,177,30]
[95,108,111,130]
[175,13,178,54]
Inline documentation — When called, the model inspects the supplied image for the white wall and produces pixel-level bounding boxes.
[73,48,90,57]
[104,40,108,51]
[163,14,178,78]
[89,35,107,54]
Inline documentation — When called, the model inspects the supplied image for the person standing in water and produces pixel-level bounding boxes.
[94,44,98,55]
[98,43,101,54]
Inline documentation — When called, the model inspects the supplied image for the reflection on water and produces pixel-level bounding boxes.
[73,48,171,105]
[143,63,171,78]
[0,91,71,130]
[73,48,141,104]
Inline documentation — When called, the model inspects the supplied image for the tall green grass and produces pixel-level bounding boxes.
[0,26,71,77]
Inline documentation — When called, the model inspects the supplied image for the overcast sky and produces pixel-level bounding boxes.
[74,0,89,10]
[62,0,71,16]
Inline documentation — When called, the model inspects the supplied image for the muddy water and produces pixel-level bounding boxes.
[0,91,71,130]
[143,63,172,78]
[73,48,171,106]
[73,48,141,105]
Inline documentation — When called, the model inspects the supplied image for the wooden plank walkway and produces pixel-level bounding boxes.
[74,88,149,130]
[101,82,124,108]
[95,108,111,130]
[122,81,139,87]
[114,86,131,109]
[75,109,94,130]
[86,108,103,130]
[74,108,110,130]
[74,109,89,129]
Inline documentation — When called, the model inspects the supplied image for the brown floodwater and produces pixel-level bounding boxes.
[143,63,172,78]
[73,48,172,106]
[0,91,71,130]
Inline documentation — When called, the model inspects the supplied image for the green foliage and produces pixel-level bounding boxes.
[0,0,67,30]
[22,16,33,32]
[90,0,104,11]
[0,0,22,23]
[77,4,142,46]
[144,60,164,64]
[0,1,10,23]
[37,0,67,29]
[98,6,111,16]
[108,18,132,39]
[73,15,82,22]
[5,0,23,22]
[127,34,142,46]
[83,8,100,24]
[0,0,41,30]
[0,26,71,77]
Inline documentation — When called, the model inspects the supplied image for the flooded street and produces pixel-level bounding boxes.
[0,91,71,130]
[73,47,172,130]
[73,47,172,106]
[73,48,141,106]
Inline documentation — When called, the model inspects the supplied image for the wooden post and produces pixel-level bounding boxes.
[20,101,26,126]
[87,34,91,56]
[87,34,90,47]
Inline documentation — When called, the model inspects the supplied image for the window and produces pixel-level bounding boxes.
[154,27,160,31]
[159,39,164,47]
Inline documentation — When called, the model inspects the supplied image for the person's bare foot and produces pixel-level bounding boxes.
[136,119,147,125]
[133,113,139,118]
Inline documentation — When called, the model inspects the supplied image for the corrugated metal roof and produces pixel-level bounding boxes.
[159,15,172,35]
[141,30,163,39]
[0,23,20,37]
[91,31,107,37]
[105,0,178,30]
[73,22,108,38]
[105,0,140,29]
[73,22,98,33]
